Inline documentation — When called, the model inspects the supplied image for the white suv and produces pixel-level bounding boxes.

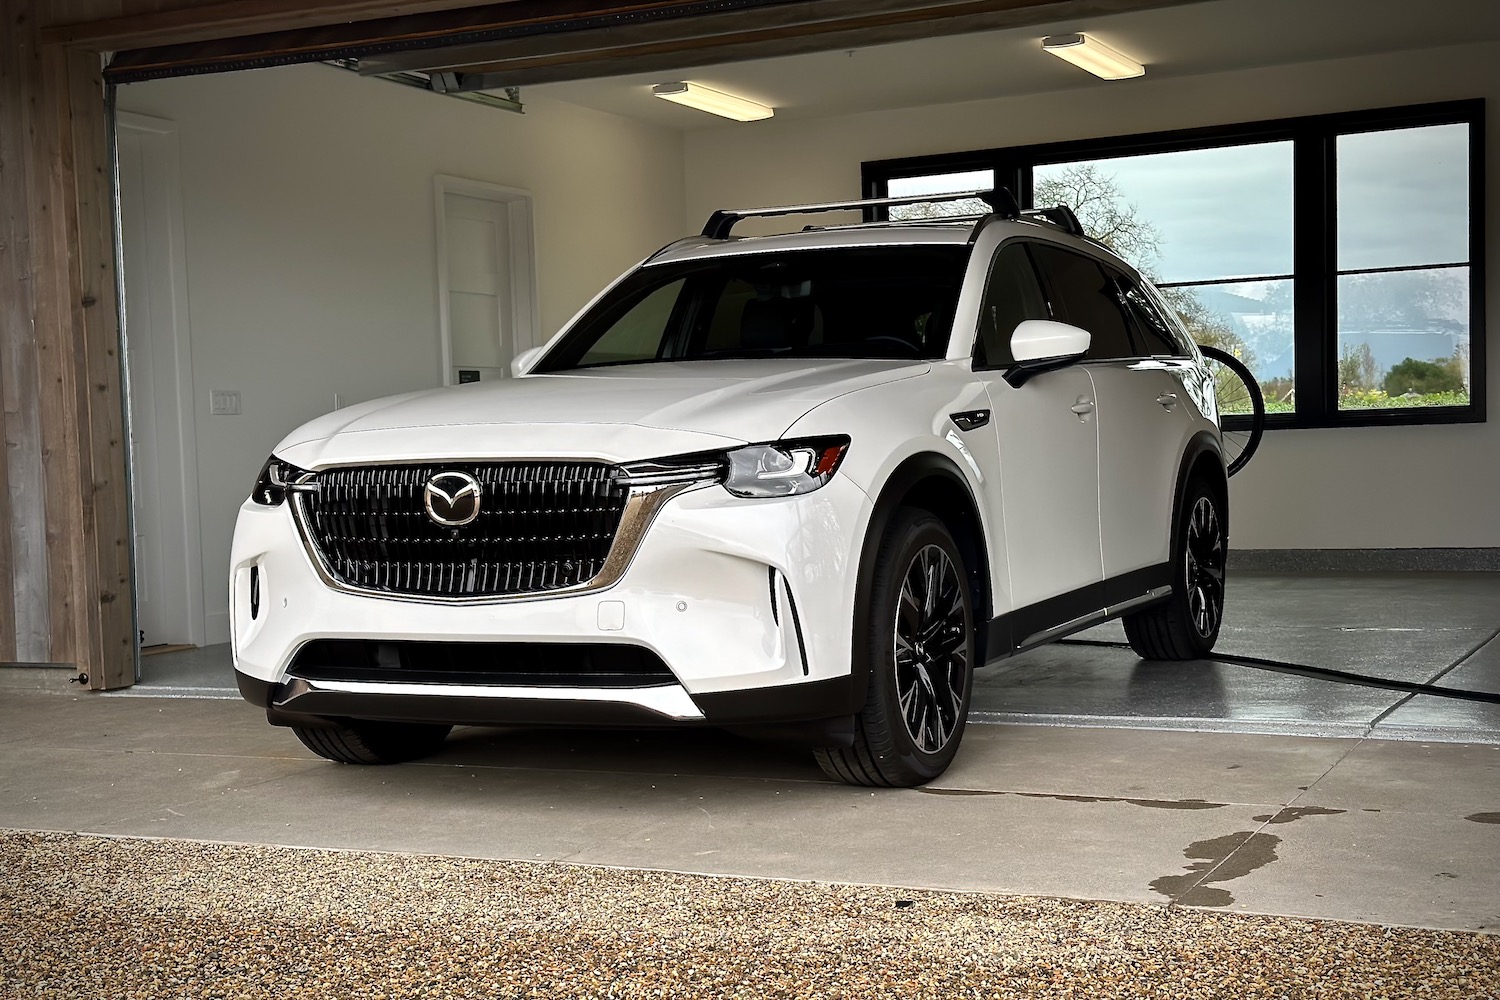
[231,190,1226,787]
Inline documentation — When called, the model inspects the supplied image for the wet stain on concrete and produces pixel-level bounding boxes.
[1251,806,1347,825]
[1014,792,1226,811]
[1150,831,1283,908]
[1466,812,1500,824]
[916,790,1226,810]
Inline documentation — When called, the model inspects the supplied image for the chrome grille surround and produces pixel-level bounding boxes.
[289,462,702,604]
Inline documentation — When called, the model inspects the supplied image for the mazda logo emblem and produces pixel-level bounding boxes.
[423,471,482,527]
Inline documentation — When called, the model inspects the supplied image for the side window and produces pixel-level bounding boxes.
[976,243,1050,368]
[1029,244,1137,361]
[575,279,685,367]
[1141,281,1200,357]
[1116,272,1187,356]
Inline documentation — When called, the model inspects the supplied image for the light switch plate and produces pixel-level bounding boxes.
[210,389,241,415]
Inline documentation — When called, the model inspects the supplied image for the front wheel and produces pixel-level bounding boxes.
[294,720,452,764]
[815,509,975,787]
[1123,479,1227,661]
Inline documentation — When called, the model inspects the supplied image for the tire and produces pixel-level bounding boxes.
[293,720,453,764]
[1123,478,1227,661]
[1198,344,1266,478]
[815,509,975,787]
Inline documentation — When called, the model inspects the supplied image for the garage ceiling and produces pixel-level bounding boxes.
[106,0,1207,84]
[525,0,1500,128]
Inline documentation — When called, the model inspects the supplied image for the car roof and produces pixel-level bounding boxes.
[646,217,1134,276]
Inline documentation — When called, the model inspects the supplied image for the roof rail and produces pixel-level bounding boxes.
[701,188,1021,240]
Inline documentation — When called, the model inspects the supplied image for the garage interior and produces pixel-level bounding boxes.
[2,0,1499,993]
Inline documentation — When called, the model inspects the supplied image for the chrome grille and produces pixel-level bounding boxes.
[299,462,629,598]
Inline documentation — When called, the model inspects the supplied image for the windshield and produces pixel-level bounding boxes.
[536,245,971,372]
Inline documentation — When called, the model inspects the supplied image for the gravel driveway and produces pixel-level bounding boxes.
[2,830,1497,999]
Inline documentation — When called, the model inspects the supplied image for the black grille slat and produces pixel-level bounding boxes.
[302,462,629,598]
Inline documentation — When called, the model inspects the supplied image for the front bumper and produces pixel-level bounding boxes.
[235,669,857,730]
[229,474,873,728]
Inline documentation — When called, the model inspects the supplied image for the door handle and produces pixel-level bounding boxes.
[1070,399,1094,416]
[1156,392,1179,410]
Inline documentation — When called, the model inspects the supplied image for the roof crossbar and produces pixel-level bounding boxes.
[1023,205,1084,236]
[701,188,1020,239]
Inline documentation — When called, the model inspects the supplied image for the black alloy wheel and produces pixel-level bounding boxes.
[1184,494,1227,640]
[894,543,970,754]
[1122,478,1227,661]
[815,509,975,787]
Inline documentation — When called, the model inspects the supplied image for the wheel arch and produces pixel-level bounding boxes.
[1172,431,1229,558]
[849,452,993,707]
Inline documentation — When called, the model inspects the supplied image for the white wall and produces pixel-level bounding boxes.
[119,64,686,642]
[684,41,1499,550]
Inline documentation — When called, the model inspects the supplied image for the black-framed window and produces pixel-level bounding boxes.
[865,100,1486,429]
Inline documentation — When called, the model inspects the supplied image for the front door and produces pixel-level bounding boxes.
[970,242,1103,645]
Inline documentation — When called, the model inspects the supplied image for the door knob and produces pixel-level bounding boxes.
[1156,392,1179,410]
[1070,400,1094,416]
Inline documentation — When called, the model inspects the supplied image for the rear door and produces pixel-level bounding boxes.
[1030,243,1194,597]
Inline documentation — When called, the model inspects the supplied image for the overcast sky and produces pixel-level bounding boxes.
[898,123,1469,285]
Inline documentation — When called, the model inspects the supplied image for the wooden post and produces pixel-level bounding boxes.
[0,0,135,685]
[0,2,35,662]
[61,46,135,688]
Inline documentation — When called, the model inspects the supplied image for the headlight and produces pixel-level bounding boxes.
[250,456,312,506]
[723,437,850,498]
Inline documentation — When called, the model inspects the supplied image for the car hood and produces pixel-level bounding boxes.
[275,359,929,468]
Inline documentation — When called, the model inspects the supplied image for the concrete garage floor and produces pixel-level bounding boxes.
[125,572,1500,743]
[1,571,1498,935]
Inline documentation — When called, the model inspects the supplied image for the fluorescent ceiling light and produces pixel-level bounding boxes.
[1041,33,1145,80]
[652,82,774,122]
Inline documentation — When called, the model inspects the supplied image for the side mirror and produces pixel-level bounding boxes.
[1004,320,1090,388]
[1011,319,1090,362]
[510,345,545,378]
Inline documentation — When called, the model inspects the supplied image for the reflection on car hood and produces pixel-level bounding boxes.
[275,359,930,468]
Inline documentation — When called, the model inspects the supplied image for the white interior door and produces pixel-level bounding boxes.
[445,193,511,382]
[117,113,205,648]
[436,178,538,385]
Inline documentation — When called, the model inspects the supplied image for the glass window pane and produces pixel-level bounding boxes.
[1337,124,1470,271]
[1336,267,1470,410]
[1158,280,1295,413]
[1034,142,1293,284]
[888,169,996,220]
[1029,244,1134,360]
[977,244,1049,367]
[1121,283,1183,356]
[577,279,684,367]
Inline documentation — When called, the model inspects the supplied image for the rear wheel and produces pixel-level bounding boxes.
[293,720,452,764]
[1123,478,1226,661]
[815,509,974,787]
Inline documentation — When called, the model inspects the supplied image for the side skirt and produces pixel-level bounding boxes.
[984,564,1172,662]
